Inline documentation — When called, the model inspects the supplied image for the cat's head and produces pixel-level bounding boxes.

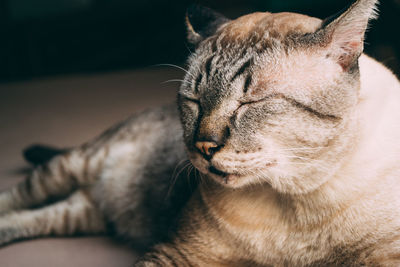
[178,1,379,194]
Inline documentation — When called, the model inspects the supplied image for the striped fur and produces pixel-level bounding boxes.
[0,190,105,245]
[0,147,106,215]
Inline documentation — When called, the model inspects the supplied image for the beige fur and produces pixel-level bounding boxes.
[197,55,400,266]
[166,54,400,266]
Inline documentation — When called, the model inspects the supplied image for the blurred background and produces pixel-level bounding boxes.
[0,0,399,82]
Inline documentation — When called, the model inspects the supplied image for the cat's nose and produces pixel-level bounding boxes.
[195,141,220,158]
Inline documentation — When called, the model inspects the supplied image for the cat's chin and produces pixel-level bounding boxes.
[189,155,245,187]
[198,165,267,188]
[209,173,251,188]
[189,153,277,188]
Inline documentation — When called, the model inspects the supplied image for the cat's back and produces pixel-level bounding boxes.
[336,55,400,264]
[359,54,400,98]
[357,54,400,156]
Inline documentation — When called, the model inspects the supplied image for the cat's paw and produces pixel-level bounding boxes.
[0,191,18,215]
[0,227,20,247]
[0,214,24,247]
[23,144,67,166]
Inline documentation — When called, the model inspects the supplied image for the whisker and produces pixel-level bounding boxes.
[199,172,212,190]
[186,165,193,185]
[161,79,194,86]
[167,161,192,198]
[184,42,194,55]
[283,156,325,162]
[192,167,199,192]
[281,147,326,151]
[175,162,192,181]
[153,63,195,78]
[171,159,190,180]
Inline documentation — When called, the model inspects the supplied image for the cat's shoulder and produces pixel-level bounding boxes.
[359,54,400,93]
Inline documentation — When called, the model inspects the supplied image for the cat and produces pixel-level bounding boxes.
[1,0,400,265]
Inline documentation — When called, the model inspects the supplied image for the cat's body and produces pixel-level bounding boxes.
[1,0,400,266]
[134,54,400,267]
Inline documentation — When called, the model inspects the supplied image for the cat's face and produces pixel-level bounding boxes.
[179,5,373,194]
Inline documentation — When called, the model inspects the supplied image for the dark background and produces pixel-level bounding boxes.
[0,0,399,83]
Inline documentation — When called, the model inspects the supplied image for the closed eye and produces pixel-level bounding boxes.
[238,94,277,107]
[179,93,200,104]
[231,94,288,126]
[239,93,341,122]
[180,96,201,111]
[184,97,200,104]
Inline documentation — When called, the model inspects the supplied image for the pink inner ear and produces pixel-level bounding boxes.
[334,27,364,52]
[322,0,378,71]
[348,41,362,50]
[339,40,362,56]
[333,33,364,71]
[337,48,360,71]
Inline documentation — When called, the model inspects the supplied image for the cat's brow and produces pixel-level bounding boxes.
[243,75,252,94]
[230,58,252,83]
[194,73,203,93]
[204,55,215,80]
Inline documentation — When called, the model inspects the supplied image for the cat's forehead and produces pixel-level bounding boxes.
[220,12,322,43]
[191,11,325,80]
[183,11,337,104]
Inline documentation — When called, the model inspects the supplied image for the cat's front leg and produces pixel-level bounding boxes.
[134,244,194,267]
[133,190,240,267]
[134,243,234,267]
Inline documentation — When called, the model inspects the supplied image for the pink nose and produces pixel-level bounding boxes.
[195,141,219,157]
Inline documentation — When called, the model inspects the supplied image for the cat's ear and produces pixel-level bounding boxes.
[318,0,379,71]
[185,5,230,46]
